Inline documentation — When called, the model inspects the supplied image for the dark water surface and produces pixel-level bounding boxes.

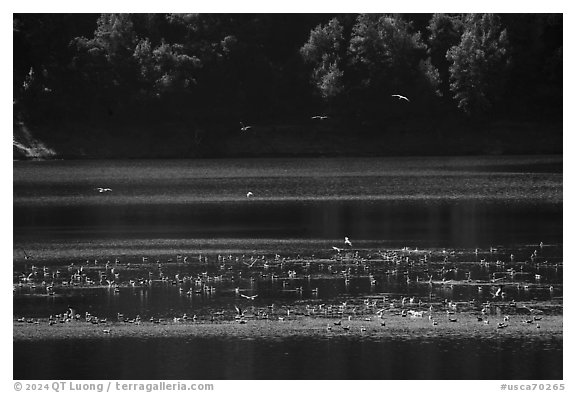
[14,336,562,380]
[13,156,563,379]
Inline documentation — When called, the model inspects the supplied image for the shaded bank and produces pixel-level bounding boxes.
[13,118,562,160]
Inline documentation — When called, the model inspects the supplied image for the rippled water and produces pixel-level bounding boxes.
[13,156,563,379]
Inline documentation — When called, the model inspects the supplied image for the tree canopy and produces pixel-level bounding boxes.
[13,13,562,158]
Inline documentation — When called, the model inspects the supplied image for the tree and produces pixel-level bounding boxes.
[300,14,441,121]
[300,18,346,100]
[446,14,510,116]
[69,14,141,122]
[427,14,464,98]
[347,14,440,104]
[499,14,562,117]
[13,14,98,124]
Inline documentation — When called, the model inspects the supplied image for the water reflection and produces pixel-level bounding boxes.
[14,200,562,248]
[14,335,562,380]
[13,157,563,380]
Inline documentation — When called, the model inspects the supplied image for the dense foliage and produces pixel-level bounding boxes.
[13,13,562,158]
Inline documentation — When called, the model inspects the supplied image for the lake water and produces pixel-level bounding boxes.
[13,156,563,380]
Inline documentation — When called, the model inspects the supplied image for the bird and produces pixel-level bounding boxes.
[311,115,329,120]
[234,305,244,318]
[96,187,112,193]
[332,246,343,253]
[492,286,503,299]
[240,294,258,300]
[240,122,252,131]
[246,191,254,198]
[18,247,30,260]
[344,237,353,247]
[391,94,410,102]
[243,260,257,268]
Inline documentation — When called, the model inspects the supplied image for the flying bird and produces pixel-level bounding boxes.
[332,246,343,253]
[344,237,353,247]
[240,294,258,300]
[246,191,254,198]
[391,94,410,102]
[311,115,329,120]
[96,187,112,193]
[243,260,257,268]
[240,122,252,131]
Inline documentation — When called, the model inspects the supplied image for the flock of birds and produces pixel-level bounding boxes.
[14,237,561,336]
[238,94,409,132]
[15,293,548,335]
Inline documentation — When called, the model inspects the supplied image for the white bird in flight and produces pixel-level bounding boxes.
[240,294,258,300]
[311,115,329,120]
[96,187,112,193]
[240,122,252,131]
[246,191,254,198]
[344,237,353,247]
[391,94,410,102]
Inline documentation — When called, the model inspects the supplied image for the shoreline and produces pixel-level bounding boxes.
[14,313,563,342]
